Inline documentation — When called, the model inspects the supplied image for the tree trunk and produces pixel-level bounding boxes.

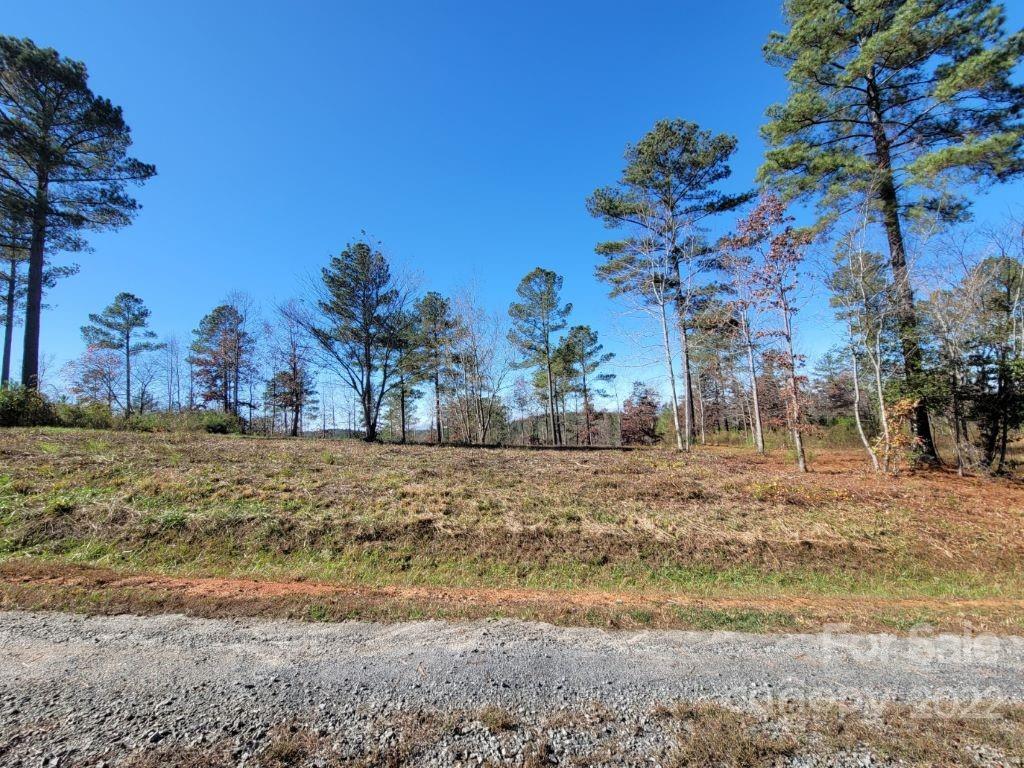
[990,357,1009,473]
[695,381,706,445]
[231,346,241,417]
[741,314,765,454]
[658,303,684,451]
[363,395,376,441]
[222,364,230,413]
[21,171,48,390]
[670,248,696,449]
[433,371,443,443]
[400,379,407,444]
[124,334,132,416]
[950,366,965,476]
[998,409,1009,475]
[866,72,937,462]
[789,394,807,472]
[850,346,880,471]
[1,256,16,388]
[581,366,592,447]
[544,339,558,446]
[677,322,694,450]
[782,302,807,472]
[871,334,894,473]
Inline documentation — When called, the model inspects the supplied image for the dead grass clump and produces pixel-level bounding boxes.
[477,704,518,732]
[855,704,1024,765]
[521,739,556,768]
[773,701,1024,766]
[667,702,798,767]
[120,744,237,767]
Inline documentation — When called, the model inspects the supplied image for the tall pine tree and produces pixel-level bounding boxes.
[760,0,1024,460]
[562,325,615,445]
[414,291,458,443]
[81,292,162,415]
[295,240,408,442]
[508,268,572,446]
[588,119,750,449]
[0,37,155,389]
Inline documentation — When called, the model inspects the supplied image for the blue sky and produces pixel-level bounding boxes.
[6,1,1024,404]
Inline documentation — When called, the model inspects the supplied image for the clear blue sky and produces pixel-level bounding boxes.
[7,1,1024,399]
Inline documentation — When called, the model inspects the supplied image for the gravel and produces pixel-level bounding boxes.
[2,610,1022,766]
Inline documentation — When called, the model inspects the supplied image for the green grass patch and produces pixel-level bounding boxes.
[671,606,797,632]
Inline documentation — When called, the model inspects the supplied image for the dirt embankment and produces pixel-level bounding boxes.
[3,561,1024,634]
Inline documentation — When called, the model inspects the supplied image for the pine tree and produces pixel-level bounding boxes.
[508,268,572,446]
[267,368,317,437]
[414,291,457,443]
[390,309,423,444]
[81,292,162,415]
[760,0,1024,460]
[189,303,252,416]
[562,325,615,445]
[0,37,155,389]
[1,202,76,388]
[588,119,751,448]
[295,240,408,442]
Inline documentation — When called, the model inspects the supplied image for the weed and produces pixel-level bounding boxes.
[44,497,76,516]
[477,705,517,732]
[667,703,798,766]
[672,607,796,632]
[157,510,188,531]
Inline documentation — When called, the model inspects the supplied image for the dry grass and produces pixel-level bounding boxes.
[477,705,519,733]
[659,701,1024,767]
[665,702,799,766]
[1,427,1023,632]
[85,702,1024,767]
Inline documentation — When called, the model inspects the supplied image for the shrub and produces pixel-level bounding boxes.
[123,409,243,434]
[622,382,661,445]
[122,412,163,432]
[0,387,244,434]
[54,401,115,430]
[194,410,243,434]
[0,387,56,427]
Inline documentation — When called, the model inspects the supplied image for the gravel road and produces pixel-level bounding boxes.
[2,610,1023,766]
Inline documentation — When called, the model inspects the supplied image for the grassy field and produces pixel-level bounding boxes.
[1,427,1023,632]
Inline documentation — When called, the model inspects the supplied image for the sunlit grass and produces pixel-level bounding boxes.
[1,426,1023,629]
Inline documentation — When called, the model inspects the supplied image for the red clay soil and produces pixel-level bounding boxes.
[3,561,1023,634]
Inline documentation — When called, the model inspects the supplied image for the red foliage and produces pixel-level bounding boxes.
[620,381,661,445]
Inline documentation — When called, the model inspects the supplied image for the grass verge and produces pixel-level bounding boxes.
[2,428,1023,633]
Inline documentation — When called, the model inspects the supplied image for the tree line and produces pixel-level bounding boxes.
[58,244,619,446]
[2,0,1024,473]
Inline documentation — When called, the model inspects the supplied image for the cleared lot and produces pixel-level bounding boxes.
[1,428,1023,632]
